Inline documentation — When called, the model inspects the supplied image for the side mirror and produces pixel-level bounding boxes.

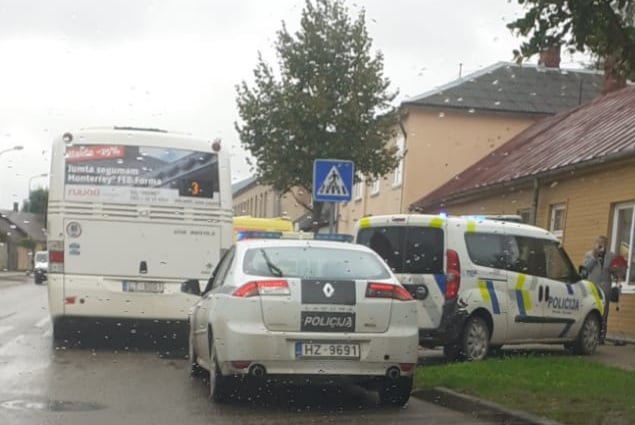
[181,279,201,296]
[578,266,588,279]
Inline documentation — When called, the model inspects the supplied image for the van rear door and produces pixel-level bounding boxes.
[355,216,446,332]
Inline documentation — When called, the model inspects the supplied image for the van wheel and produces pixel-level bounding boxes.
[378,376,413,407]
[461,316,490,361]
[572,314,600,355]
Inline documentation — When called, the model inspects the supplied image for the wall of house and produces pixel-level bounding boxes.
[233,185,277,218]
[533,160,635,266]
[232,183,310,224]
[439,187,534,219]
[338,110,536,234]
[401,108,536,211]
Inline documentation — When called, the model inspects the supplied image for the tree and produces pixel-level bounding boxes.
[235,0,399,223]
[22,188,48,215]
[507,0,635,91]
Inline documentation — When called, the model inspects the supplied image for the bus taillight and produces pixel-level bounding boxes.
[48,240,65,273]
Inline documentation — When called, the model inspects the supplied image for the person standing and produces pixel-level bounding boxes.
[581,235,614,344]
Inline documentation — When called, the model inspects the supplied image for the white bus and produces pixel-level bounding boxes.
[46,127,233,339]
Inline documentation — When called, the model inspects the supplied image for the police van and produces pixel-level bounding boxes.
[353,214,605,361]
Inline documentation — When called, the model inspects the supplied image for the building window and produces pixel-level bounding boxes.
[353,172,364,201]
[392,133,405,187]
[549,204,566,240]
[611,202,635,289]
[370,177,380,196]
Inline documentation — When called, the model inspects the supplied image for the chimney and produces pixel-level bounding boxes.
[602,53,627,94]
[538,45,561,68]
[13,202,18,212]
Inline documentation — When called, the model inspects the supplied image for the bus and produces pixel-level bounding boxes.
[232,215,293,240]
[46,127,233,340]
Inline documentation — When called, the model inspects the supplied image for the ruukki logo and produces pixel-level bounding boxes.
[66,145,125,162]
[66,187,100,197]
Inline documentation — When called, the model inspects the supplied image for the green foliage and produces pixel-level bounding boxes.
[415,355,635,425]
[22,188,48,214]
[19,237,36,251]
[235,0,399,208]
[507,0,635,81]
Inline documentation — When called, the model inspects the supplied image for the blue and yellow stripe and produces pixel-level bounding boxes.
[515,274,531,316]
[478,279,501,314]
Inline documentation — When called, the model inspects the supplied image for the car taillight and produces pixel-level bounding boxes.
[365,282,413,301]
[233,280,290,297]
[48,241,64,273]
[446,249,460,299]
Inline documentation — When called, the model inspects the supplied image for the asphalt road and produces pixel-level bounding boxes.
[0,278,498,425]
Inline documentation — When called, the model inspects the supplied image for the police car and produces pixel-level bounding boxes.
[182,232,419,405]
[354,214,605,361]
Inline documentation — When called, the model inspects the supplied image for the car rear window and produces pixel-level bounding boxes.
[242,246,391,280]
[357,226,444,274]
[35,253,48,263]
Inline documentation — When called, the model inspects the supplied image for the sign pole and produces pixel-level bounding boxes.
[328,202,335,233]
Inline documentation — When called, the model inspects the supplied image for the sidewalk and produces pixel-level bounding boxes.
[0,271,29,287]
[587,339,635,371]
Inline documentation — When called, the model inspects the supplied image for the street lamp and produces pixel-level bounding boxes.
[28,173,49,195]
[0,145,24,157]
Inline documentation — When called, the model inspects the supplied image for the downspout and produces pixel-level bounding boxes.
[529,178,540,225]
[398,116,408,213]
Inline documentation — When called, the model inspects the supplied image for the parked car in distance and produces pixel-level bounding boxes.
[184,234,419,406]
[34,250,48,284]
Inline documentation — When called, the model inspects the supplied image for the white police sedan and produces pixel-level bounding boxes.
[182,234,419,406]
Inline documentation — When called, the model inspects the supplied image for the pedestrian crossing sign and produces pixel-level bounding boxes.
[313,159,354,202]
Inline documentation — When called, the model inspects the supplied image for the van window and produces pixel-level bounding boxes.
[357,226,444,274]
[514,236,575,282]
[465,233,510,269]
[465,232,576,282]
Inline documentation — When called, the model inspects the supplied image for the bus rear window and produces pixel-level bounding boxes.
[357,226,444,274]
[64,144,219,205]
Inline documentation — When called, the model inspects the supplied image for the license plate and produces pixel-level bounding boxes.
[123,281,164,293]
[295,342,360,359]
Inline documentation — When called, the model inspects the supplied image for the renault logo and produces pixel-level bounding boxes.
[323,283,335,298]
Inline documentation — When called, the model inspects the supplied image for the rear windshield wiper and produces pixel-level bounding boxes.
[260,249,283,277]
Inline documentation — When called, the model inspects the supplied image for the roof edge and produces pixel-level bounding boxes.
[411,148,635,210]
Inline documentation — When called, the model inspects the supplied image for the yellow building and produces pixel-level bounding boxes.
[410,86,635,342]
[231,177,310,228]
[339,60,603,234]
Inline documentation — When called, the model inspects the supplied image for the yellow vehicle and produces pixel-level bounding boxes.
[232,216,294,240]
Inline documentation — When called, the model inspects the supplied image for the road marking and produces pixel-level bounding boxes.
[43,329,52,338]
[0,325,13,337]
[34,316,50,329]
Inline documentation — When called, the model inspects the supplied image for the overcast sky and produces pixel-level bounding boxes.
[0,0,589,210]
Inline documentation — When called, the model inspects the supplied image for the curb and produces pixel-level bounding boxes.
[411,387,563,425]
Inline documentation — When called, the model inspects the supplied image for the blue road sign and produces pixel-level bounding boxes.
[313,159,354,202]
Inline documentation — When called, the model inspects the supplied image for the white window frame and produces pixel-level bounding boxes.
[353,172,364,201]
[392,133,405,188]
[549,203,566,240]
[370,176,380,196]
[611,202,635,292]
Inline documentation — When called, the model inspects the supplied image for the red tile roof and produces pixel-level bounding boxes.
[410,86,635,211]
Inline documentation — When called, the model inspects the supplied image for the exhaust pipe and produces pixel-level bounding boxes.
[386,366,400,380]
[249,364,266,377]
